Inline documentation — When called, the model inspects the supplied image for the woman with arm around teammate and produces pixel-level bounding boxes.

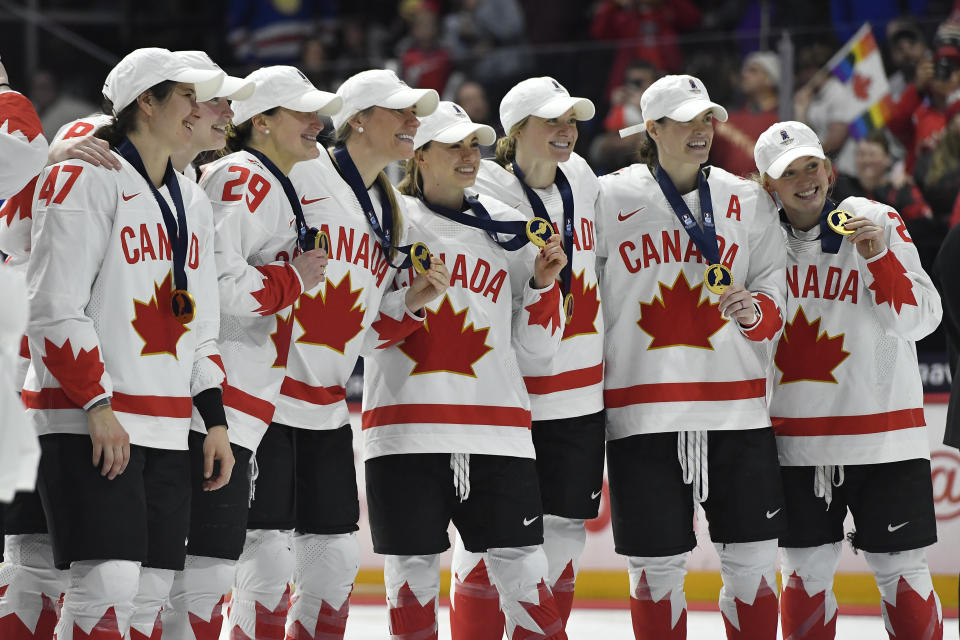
[451,76,605,638]
[597,75,787,640]
[755,121,944,640]
[364,101,568,640]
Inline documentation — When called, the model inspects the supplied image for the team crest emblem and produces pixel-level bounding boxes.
[688,78,701,93]
[410,242,431,274]
[526,217,552,248]
[682,214,694,226]
[826,209,856,235]
[704,263,733,295]
[779,129,794,145]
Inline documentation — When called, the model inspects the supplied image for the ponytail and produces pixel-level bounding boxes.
[493,117,529,167]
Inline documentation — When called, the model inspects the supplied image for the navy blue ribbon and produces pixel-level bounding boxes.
[422,195,530,251]
[117,139,189,294]
[511,162,574,296]
[654,164,721,266]
[243,147,312,252]
[332,144,418,269]
[778,198,843,254]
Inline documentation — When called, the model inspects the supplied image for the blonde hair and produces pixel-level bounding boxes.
[926,129,960,186]
[493,117,530,167]
[397,145,431,197]
[334,106,376,145]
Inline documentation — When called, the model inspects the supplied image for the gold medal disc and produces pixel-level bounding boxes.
[315,229,331,254]
[410,242,431,274]
[704,264,733,295]
[563,292,574,323]
[525,218,552,248]
[827,209,856,236]
[171,289,196,324]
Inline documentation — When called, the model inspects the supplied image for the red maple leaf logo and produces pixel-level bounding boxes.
[775,307,849,384]
[868,252,918,313]
[720,575,778,638]
[630,571,686,639]
[228,584,290,640]
[250,264,301,316]
[270,312,294,368]
[73,606,121,640]
[562,270,600,341]
[398,295,492,376]
[131,272,190,357]
[0,93,44,142]
[370,312,420,350]
[525,284,562,335]
[188,595,225,640]
[853,73,871,100]
[512,580,564,640]
[388,583,436,638]
[781,572,837,638]
[129,612,162,640]
[883,576,943,639]
[286,598,349,639]
[295,272,365,354]
[0,590,57,640]
[637,271,727,349]
[1,176,36,226]
[451,560,505,636]
[552,561,576,626]
[41,337,105,406]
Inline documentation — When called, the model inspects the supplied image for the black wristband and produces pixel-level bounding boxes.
[193,388,227,431]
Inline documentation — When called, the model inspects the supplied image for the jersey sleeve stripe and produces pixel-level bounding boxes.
[524,363,603,395]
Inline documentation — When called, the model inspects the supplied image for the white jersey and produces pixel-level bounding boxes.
[597,164,786,440]
[362,193,565,460]
[0,91,47,198]
[473,154,604,421]
[198,150,305,451]
[23,154,222,450]
[277,148,424,431]
[770,197,942,466]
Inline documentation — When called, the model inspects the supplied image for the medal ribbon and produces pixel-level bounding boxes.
[512,162,575,297]
[117,138,189,295]
[244,147,309,252]
[654,164,721,265]
[423,195,530,251]
[332,144,418,269]
[777,198,843,254]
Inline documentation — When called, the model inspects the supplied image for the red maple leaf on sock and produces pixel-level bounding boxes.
[188,595,225,640]
[73,607,121,640]
[285,597,349,640]
[630,571,685,639]
[512,580,565,640]
[883,576,942,640]
[721,576,778,639]
[781,572,836,640]
[387,583,436,640]
[129,611,162,640]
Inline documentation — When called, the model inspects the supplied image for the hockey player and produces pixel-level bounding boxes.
[597,75,787,640]
[230,69,447,640]
[0,55,47,198]
[365,100,567,640]
[21,48,233,640]
[755,121,944,640]
[450,76,605,637]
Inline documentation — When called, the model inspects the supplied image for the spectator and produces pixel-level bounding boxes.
[886,16,932,100]
[453,78,498,155]
[833,131,933,221]
[709,51,780,177]
[918,90,960,225]
[227,0,319,66]
[589,58,660,172]
[398,4,452,93]
[589,0,701,96]
[28,70,97,144]
[831,0,929,45]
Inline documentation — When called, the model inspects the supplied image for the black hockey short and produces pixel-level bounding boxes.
[532,410,606,520]
[365,453,544,555]
[185,431,254,560]
[607,428,786,557]
[780,459,937,553]
[247,423,359,535]
[36,434,191,571]
[2,489,48,535]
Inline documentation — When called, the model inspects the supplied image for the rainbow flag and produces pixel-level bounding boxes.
[824,23,892,139]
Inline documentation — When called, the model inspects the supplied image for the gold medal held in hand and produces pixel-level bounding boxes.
[827,209,856,236]
[526,218,552,248]
[704,263,733,295]
[410,242,431,274]
[171,289,196,324]
[563,292,574,323]
[315,229,331,254]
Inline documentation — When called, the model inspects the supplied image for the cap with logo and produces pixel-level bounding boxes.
[231,66,343,125]
[620,75,728,138]
[174,51,256,101]
[754,121,826,179]
[331,69,439,131]
[413,101,496,150]
[499,76,595,134]
[102,47,226,116]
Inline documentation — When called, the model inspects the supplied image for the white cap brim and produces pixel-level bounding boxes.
[216,75,256,101]
[417,122,496,149]
[665,98,728,123]
[765,145,826,179]
[285,90,343,116]
[171,68,226,103]
[530,95,595,122]
[379,87,440,116]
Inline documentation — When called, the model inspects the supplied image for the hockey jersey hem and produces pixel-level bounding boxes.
[606,403,771,440]
[362,430,536,460]
[776,428,930,466]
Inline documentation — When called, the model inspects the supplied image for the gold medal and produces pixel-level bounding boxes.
[314,229,331,254]
[704,263,733,295]
[827,209,856,236]
[410,242,431,274]
[563,292,574,323]
[171,289,196,324]
[526,218,552,248]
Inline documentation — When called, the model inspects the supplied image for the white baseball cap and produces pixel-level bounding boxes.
[230,66,343,125]
[102,47,226,115]
[413,101,496,150]
[174,51,256,101]
[332,69,439,131]
[499,76,595,134]
[754,121,826,179]
[620,75,728,138]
